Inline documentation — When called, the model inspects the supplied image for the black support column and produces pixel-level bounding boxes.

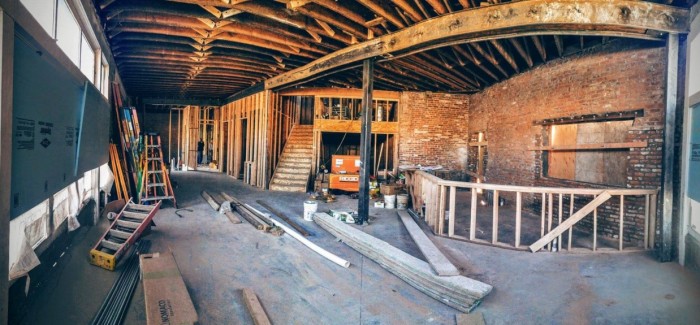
[357,58,374,225]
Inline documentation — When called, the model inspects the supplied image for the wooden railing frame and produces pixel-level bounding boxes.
[406,170,658,253]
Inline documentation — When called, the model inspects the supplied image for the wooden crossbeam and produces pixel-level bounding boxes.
[530,191,612,252]
[265,0,687,90]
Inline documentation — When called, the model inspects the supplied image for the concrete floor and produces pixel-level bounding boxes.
[14,171,700,324]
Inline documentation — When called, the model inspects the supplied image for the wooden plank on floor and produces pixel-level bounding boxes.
[242,288,272,325]
[397,210,460,276]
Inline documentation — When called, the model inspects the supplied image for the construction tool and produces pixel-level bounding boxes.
[139,133,176,207]
[90,199,161,271]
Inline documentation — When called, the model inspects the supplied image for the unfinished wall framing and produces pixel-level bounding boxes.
[279,88,402,181]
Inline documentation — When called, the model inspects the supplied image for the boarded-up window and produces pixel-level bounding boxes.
[547,120,632,186]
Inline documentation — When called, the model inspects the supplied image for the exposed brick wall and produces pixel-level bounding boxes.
[398,92,470,170]
[466,39,665,244]
[142,110,179,163]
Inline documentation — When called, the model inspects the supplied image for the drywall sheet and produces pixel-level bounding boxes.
[11,33,109,218]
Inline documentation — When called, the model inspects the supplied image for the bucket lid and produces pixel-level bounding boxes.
[304,200,318,204]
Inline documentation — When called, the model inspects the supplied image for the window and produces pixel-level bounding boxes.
[56,0,81,66]
[80,34,95,80]
[545,120,632,186]
[21,0,110,96]
[20,0,55,36]
[100,61,110,97]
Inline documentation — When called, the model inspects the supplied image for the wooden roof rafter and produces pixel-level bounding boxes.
[92,0,690,99]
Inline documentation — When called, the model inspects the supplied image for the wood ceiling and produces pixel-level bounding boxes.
[93,0,691,100]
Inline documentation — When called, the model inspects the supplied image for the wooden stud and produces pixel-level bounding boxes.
[492,190,499,244]
[547,193,553,250]
[593,194,598,251]
[569,193,574,250]
[448,186,456,237]
[438,185,446,235]
[558,193,563,251]
[540,193,545,237]
[470,189,477,240]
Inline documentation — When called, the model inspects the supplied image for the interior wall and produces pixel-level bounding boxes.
[398,92,469,170]
[219,91,271,188]
[141,110,178,162]
[467,39,666,244]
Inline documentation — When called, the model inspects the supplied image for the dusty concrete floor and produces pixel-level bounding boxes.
[15,171,700,324]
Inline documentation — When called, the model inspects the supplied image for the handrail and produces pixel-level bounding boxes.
[405,170,659,253]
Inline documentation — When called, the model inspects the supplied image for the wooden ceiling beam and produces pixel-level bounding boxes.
[489,40,519,72]
[315,19,336,37]
[553,35,564,57]
[312,0,368,26]
[413,0,431,18]
[378,62,447,90]
[391,0,424,22]
[119,71,260,83]
[357,0,405,28]
[294,6,367,40]
[105,13,326,54]
[265,0,686,90]
[425,0,448,15]
[167,0,351,43]
[415,53,479,88]
[468,43,509,78]
[530,35,547,61]
[116,57,279,75]
[508,38,534,68]
[457,0,472,9]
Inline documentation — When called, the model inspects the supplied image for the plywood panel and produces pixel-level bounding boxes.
[548,124,577,179]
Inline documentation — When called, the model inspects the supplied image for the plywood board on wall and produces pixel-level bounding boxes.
[549,124,577,179]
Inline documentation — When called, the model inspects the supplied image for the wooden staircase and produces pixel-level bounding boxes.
[269,125,314,192]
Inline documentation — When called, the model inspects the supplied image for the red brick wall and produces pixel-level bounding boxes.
[398,92,470,170]
[467,39,665,244]
[397,40,665,244]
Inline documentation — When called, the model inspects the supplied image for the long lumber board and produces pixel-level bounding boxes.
[221,192,270,230]
[242,288,272,325]
[397,210,460,276]
[313,213,492,313]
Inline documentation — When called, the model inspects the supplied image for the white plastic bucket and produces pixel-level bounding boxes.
[397,194,409,209]
[384,194,396,209]
[303,200,318,221]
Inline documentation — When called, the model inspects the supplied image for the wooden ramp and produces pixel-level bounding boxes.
[398,210,460,276]
[314,213,492,313]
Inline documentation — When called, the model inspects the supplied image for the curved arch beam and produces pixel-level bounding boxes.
[265,0,689,90]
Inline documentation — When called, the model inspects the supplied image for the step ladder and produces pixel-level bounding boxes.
[139,133,176,207]
[90,199,161,270]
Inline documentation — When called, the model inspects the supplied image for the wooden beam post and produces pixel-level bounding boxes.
[0,11,13,324]
[357,58,374,224]
[660,34,679,262]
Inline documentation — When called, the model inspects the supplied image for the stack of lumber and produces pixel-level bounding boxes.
[313,212,492,313]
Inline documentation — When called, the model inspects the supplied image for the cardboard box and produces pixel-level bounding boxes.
[140,252,198,325]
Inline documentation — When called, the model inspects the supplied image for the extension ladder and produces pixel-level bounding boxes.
[90,199,160,270]
[139,133,176,207]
